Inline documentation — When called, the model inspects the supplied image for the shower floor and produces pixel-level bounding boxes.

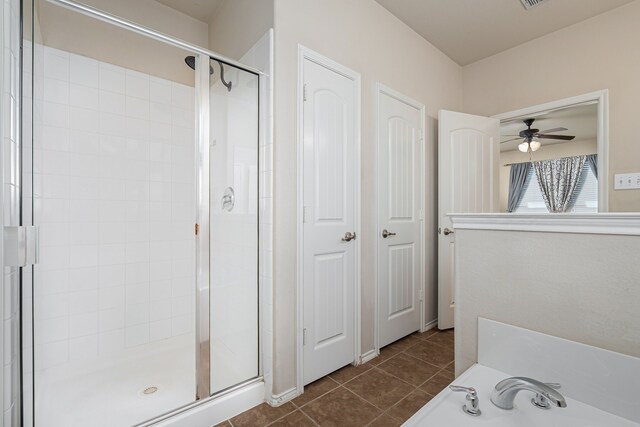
[36,335,195,427]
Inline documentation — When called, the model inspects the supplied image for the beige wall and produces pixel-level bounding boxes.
[37,0,209,85]
[272,0,462,394]
[499,139,597,211]
[454,228,640,375]
[208,0,274,61]
[462,0,640,212]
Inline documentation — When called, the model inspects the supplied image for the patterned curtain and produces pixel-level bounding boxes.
[533,156,586,213]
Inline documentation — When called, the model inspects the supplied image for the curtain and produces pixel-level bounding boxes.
[533,156,586,213]
[586,154,598,179]
[507,162,531,212]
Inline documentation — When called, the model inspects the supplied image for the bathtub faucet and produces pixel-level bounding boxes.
[490,377,567,410]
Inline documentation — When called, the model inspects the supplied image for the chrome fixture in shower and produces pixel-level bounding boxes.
[185,55,233,92]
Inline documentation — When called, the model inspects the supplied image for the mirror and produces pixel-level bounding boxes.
[497,97,606,214]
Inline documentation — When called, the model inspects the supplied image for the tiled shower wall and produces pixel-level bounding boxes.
[1,0,23,424]
[30,45,196,370]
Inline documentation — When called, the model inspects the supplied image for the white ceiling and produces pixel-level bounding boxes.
[375,0,634,65]
[500,103,597,152]
[155,0,222,23]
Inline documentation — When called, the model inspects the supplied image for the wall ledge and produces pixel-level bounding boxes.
[448,213,640,236]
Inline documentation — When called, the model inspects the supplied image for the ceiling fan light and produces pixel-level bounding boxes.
[530,140,541,151]
[518,142,529,153]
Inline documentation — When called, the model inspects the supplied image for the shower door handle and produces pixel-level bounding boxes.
[221,187,235,212]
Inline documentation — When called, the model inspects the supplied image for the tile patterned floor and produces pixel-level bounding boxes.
[215,328,454,427]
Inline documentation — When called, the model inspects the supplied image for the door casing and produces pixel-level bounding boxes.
[296,45,362,394]
[374,84,426,356]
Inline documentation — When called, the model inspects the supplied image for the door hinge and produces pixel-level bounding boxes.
[419,209,424,221]
[195,223,199,236]
[4,226,39,267]
[303,84,307,101]
[419,290,424,302]
[419,130,424,141]
[303,328,307,345]
[303,206,307,223]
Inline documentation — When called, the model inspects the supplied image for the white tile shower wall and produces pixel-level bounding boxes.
[32,46,196,370]
[1,0,23,424]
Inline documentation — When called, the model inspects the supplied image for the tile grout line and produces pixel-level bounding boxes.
[296,406,322,427]
[359,366,434,423]
[383,388,436,423]
[290,380,341,410]
[339,385,392,416]
[223,332,453,426]
[262,406,304,427]
[299,409,321,427]
[329,333,455,423]
[373,358,447,391]
[327,364,373,386]
[232,333,453,427]
[398,344,448,368]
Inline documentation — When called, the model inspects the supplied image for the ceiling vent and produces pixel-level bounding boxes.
[520,0,548,10]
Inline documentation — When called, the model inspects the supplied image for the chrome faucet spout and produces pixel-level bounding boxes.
[490,377,567,410]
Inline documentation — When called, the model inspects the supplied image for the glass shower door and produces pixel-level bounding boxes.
[209,59,260,394]
[26,2,200,425]
[24,1,262,424]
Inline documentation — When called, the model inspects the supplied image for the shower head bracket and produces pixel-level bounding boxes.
[217,61,233,92]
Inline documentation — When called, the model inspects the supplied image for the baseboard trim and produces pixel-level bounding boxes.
[422,318,438,333]
[360,349,378,364]
[267,387,299,407]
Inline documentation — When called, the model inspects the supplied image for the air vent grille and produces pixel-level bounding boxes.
[520,0,548,10]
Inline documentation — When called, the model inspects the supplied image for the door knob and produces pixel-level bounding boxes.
[381,229,396,238]
[342,232,356,242]
[443,228,454,236]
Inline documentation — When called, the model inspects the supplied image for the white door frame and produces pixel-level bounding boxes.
[373,84,426,356]
[296,45,362,394]
[492,89,609,212]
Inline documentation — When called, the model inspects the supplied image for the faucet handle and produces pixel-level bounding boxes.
[449,385,482,416]
[532,383,562,409]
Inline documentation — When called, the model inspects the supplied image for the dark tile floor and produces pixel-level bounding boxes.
[216,328,454,427]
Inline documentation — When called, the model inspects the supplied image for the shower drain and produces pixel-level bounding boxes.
[141,386,159,395]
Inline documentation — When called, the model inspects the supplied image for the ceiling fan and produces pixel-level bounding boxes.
[501,118,575,153]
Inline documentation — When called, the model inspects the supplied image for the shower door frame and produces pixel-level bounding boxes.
[24,0,265,424]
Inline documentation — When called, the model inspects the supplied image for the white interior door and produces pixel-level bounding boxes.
[302,57,358,385]
[377,87,423,348]
[438,110,499,330]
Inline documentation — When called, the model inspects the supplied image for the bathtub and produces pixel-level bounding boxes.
[405,363,638,426]
[405,319,640,426]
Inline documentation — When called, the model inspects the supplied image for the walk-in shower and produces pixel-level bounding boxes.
[20,0,262,425]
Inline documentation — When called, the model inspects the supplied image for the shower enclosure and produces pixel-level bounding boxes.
[21,0,261,425]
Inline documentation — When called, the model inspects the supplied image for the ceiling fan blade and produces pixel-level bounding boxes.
[539,127,568,134]
[500,137,522,144]
[536,134,575,141]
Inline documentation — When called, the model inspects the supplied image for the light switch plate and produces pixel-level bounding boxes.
[614,173,640,190]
